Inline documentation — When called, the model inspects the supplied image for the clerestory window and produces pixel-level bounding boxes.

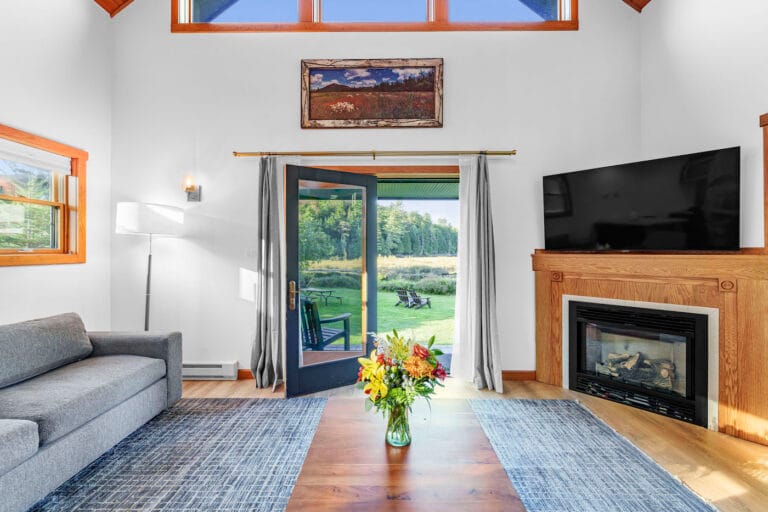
[173,0,577,32]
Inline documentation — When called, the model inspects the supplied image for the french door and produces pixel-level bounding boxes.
[285,165,377,397]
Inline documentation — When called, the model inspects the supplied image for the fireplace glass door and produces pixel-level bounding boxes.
[582,323,689,398]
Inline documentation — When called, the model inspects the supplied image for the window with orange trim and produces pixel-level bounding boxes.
[172,0,578,32]
[0,124,87,266]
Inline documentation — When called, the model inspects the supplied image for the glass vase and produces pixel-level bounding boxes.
[385,404,411,447]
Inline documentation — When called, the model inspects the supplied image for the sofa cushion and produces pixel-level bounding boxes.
[0,419,39,474]
[0,313,93,389]
[0,355,166,445]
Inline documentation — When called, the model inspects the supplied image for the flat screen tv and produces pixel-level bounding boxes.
[543,147,740,251]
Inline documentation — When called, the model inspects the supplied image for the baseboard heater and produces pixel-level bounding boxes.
[182,361,238,380]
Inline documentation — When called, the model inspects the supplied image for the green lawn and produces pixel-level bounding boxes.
[307,287,455,348]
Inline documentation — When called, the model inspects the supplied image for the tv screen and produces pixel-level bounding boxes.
[543,147,740,251]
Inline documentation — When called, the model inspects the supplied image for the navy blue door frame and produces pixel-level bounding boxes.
[285,165,377,397]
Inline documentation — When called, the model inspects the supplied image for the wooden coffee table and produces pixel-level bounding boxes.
[287,398,526,511]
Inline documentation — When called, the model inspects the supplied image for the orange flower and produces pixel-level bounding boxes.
[403,356,435,379]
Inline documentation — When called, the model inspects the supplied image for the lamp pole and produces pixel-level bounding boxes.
[144,233,153,331]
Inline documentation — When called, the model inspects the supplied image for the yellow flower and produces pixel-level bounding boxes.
[358,350,380,380]
[358,350,388,401]
[381,331,411,362]
[364,379,388,401]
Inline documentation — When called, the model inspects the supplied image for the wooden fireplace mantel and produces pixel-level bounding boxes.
[532,114,768,446]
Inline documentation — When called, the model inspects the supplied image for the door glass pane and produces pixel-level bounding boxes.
[299,180,367,367]
[0,200,59,250]
[191,0,298,23]
[449,0,560,22]
[322,0,426,22]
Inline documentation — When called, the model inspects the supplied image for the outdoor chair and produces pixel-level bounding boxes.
[395,288,412,307]
[300,297,351,350]
[408,289,432,309]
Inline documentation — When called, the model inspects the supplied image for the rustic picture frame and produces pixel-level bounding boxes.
[301,58,444,129]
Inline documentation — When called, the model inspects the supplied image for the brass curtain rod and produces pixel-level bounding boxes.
[232,149,517,159]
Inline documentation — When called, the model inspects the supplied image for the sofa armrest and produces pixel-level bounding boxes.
[87,331,182,407]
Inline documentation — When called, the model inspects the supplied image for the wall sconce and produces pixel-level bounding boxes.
[183,176,201,202]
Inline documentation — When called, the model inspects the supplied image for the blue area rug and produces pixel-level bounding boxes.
[469,399,716,512]
[31,398,326,512]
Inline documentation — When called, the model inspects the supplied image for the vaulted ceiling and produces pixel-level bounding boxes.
[93,0,653,19]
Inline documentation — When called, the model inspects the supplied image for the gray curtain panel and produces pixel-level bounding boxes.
[250,157,284,389]
[455,154,504,392]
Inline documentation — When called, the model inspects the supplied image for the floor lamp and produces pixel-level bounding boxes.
[115,202,184,331]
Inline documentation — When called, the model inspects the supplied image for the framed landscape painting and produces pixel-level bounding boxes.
[301,58,444,129]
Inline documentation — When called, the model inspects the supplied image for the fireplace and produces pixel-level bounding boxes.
[569,301,708,427]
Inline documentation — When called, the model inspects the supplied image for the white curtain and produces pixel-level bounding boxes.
[250,157,283,389]
[249,156,300,389]
[452,155,504,392]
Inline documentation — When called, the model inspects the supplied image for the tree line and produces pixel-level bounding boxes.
[299,199,457,263]
[0,168,54,249]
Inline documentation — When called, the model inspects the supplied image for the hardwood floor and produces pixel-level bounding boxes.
[182,378,768,511]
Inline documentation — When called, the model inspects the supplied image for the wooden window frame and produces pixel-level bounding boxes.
[0,124,88,266]
[171,0,578,33]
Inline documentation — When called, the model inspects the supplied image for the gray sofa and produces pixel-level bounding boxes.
[0,313,182,512]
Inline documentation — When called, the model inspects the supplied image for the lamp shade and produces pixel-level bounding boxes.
[115,202,184,237]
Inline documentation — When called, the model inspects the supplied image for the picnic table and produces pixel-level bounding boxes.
[302,288,343,306]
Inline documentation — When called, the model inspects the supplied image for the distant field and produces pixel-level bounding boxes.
[306,255,457,274]
[310,91,435,120]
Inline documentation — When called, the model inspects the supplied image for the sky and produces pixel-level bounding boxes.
[379,199,460,229]
[309,67,433,91]
[210,0,546,24]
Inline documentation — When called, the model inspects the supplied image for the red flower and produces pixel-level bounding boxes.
[433,362,447,380]
[413,344,430,360]
[377,353,386,365]
[357,367,364,382]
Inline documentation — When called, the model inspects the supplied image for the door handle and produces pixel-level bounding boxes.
[288,281,297,311]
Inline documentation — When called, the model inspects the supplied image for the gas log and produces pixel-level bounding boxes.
[595,352,675,390]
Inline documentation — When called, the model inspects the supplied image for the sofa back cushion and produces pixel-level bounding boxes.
[0,313,93,388]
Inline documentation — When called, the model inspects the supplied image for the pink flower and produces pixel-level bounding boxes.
[433,362,447,380]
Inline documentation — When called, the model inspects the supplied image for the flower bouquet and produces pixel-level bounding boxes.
[357,330,447,447]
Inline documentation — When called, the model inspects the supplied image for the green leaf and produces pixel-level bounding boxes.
[431,349,444,356]
[428,335,436,348]
[364,398,373,412]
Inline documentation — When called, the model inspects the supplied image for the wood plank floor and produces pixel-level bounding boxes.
[183,378,768,511]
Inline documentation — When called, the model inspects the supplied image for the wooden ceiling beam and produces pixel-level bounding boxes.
[623,0,653,13]
[94,0,135,18]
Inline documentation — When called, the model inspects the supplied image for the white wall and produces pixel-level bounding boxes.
[640,0,768,247]
[0,0,113,328]
[110,0,642,370]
